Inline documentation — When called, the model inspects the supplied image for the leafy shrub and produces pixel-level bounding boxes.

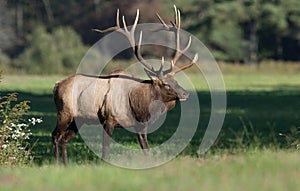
[15,25,88,74]
[0,75,42,166]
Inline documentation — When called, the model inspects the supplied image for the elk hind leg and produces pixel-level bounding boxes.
[61,120,78,165]
[52,114,72,165]
[52,126,60,165]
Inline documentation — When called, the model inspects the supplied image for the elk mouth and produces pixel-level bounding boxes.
[178,91,189,102]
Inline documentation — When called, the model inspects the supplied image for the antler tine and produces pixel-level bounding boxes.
[169,6,197,76]
[181,36,192,53]
[128,9,140,50]
[155,5,196,76]
[156,5,180,29]
[92,9,120,33]
[136,31,156,75]
[116,9,120,28]
[157,56,165,78]
[170,53,198,76]
[122,15,129,33]
[173,36,192,65]
[173,6,185,66]
[177,9,181,29]
[121,8,139,34]
[157,4,182,67]
[120,9,140,50]
[132,9,139,32]
[162,60,173,76]
[156,11,169,29]
[94,9,158,77]
[93,9,140,51]
[174,5,178,26]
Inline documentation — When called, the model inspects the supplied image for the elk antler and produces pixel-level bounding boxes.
[170,53,198,76]
[156,5,198,75]
[93,9,157,76]
[93,6,198,78]
[92,9,138,51]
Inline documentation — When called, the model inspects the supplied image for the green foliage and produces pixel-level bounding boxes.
[2,0,300,66]
[0,93,31,166]
[0,50,11,71]
[173,0,300,62]
[0,73,42,166]
[174,0,251,62]
[15,25,88,74]
[210,21,248,61]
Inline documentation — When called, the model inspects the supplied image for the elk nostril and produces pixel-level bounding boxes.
[183,92,189,98]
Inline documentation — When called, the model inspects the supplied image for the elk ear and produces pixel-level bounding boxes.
[144,69,159,82]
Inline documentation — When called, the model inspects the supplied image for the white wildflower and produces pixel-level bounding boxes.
[6,126,12,131]
[36,118,43,123]
[17,123,27,129]
[29,117,43,125]
[12,134,17,139]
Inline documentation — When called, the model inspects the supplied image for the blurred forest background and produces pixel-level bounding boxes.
[0,0,300,74]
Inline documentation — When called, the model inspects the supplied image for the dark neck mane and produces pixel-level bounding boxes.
[129,83,176,123]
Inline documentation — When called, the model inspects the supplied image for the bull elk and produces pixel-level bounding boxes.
[52,5,198,165]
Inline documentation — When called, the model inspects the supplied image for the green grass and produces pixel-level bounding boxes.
[0,75,62,95]
[1,64,300,190]
[0,150,299,191]
[1,66,300,164]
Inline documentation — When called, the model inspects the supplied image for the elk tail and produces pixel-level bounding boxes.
[53,80,61,103]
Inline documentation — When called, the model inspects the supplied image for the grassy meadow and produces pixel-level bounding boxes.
[0,63,300,190]
[1,150,299,191]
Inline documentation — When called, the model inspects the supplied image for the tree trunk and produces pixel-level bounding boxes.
[16,1,23,39]
[248,19,258,66]
[42,0,54,28]
[275,35,283,60]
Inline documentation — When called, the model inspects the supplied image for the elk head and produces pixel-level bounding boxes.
[93,5,198,102]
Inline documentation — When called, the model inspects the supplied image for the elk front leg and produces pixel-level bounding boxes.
[102,122,114,163]
[136,126,150,155]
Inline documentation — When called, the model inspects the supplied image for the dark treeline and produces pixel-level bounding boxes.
[175,0,300,63]
[0,0,300,73]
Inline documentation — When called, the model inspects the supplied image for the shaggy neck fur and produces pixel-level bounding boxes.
[129,82,176,123]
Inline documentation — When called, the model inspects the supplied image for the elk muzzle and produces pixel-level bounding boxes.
[178,90,189,101]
